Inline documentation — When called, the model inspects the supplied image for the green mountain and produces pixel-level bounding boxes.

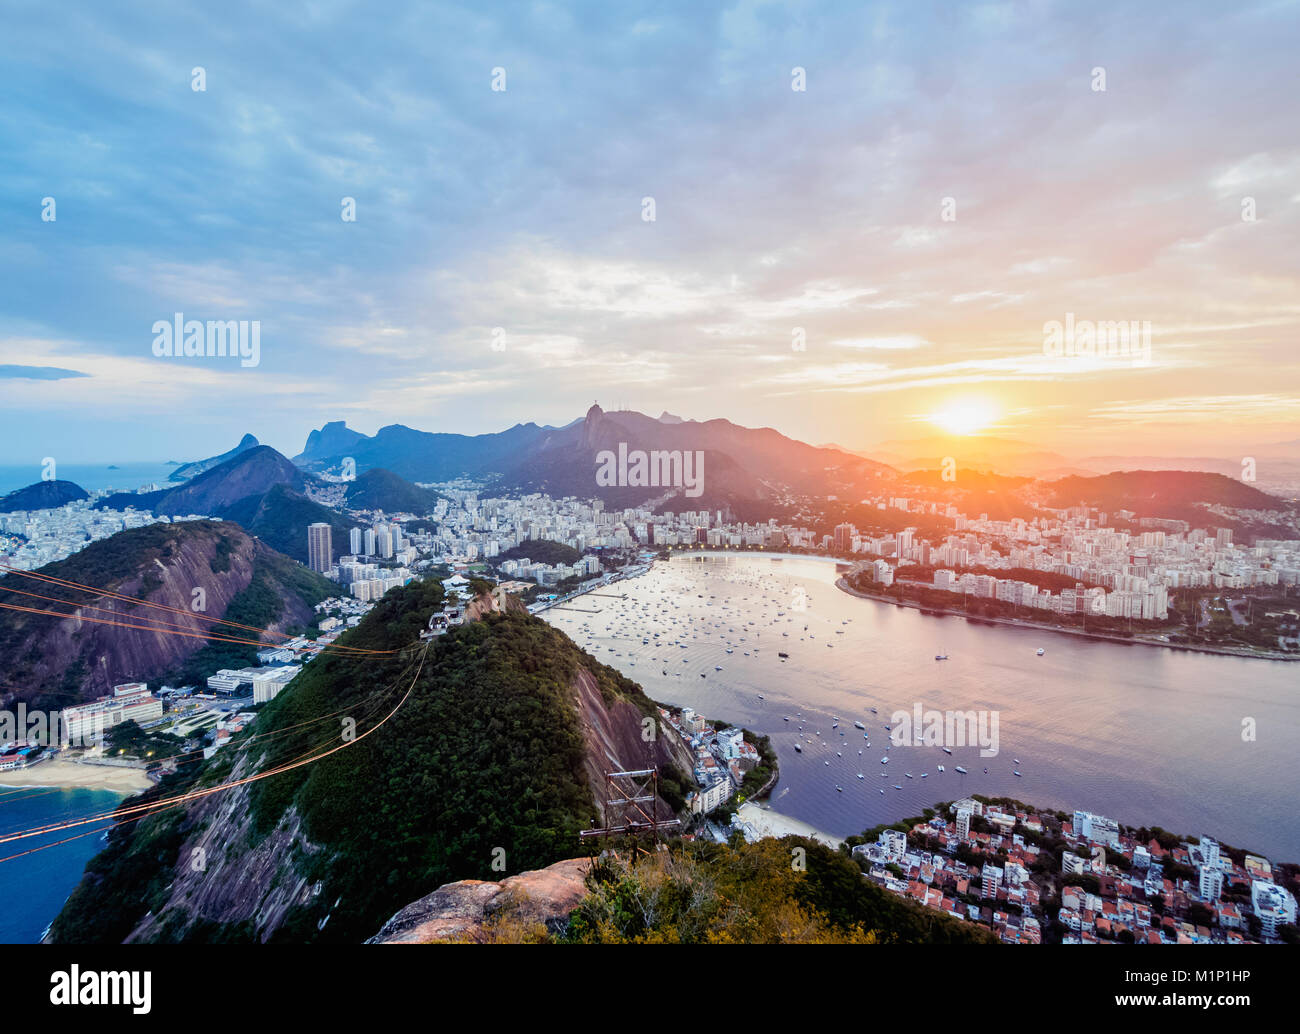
[494,539,582,566]
[222,482,352,564]
[342,468,441,515]
[49,588,691,944]
[0,479,88,512]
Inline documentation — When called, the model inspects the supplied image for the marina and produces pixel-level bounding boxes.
[543,552,1300,859]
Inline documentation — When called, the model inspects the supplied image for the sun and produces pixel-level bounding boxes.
[928,399,998,436]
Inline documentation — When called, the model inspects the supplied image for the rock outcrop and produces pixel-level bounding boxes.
[367,858,591,943]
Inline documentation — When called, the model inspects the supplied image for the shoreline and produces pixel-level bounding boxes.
[835,578,1299,662]
[735,801,842,849]
[0,759,152,794]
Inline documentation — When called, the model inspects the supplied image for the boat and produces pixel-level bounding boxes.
[783,716,790,721]
[954,766,968,774]
[920,772,928,778]
[904,773,913,779]
[853,721,865,730]
[857,773,864,779]
[1014,771,1022,777]
[880,756,889,764]
[935,654,948,661]
[942,747,952,755]
[794,743,802,752]
[983,767,988,774]
[1013,758,1020,764]
[937,764,944,772]
[778,651,789,658]
[893,784,902,790]
[1036,648,1045,656]
[869,707,878,714]
[835,785,842,792]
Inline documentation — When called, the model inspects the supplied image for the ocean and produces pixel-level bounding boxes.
[0,787,125,943]
[0,462,179,497]
[544,553,1300,861]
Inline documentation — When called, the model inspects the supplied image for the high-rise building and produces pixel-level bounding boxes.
[307,523,333,573]
[349,527,363,555]
[364,528,376,556]
[981,863,1002,899]
[956,808,972,840]
[1199,865,1223,902]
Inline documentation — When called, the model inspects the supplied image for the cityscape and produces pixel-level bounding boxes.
[0,0,1297,1012]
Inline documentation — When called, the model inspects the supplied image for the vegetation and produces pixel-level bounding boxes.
[221,483,353,564]
[553,837,994,944]
[103,719,185,766]
[0,479,88,513]
[343,468,441,515]
[494,539,582,567]
[242,589,663,942]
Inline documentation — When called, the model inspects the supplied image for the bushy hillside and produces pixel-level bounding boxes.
[342,468,441,515]
[50,585,687,944]
[0,479,88,512]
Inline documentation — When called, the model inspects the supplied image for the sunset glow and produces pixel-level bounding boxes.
[928,400,999,437]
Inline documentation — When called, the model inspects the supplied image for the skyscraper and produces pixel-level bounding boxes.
[349,527,363,555]
[307,523,333,573]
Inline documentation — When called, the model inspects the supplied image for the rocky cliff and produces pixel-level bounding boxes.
[0,520,332,706]
[367,858,591,943]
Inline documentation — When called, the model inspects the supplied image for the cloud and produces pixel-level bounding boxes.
[0,365,89,380]
[0,0,1296,458]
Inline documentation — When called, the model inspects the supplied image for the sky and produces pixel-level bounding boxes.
[1,0,1298,466]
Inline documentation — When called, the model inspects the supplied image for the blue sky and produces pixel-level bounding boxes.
[2,0,1297,465]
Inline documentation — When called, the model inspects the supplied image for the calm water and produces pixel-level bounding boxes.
[0,462,178,496]
[0,787,124,943]
[545,554,1300,861]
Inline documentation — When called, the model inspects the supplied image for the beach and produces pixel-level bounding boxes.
[736,802,843,849]
[0,759,152,794]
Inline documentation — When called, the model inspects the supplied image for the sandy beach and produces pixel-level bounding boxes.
[736,801,843,849]
[0,759,152,794]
